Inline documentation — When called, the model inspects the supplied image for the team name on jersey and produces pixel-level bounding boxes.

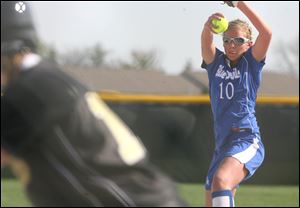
[215,65,241,80]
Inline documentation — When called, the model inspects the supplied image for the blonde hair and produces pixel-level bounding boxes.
[227,19,252,41]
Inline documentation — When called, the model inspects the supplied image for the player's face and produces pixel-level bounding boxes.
[223,27,252,62]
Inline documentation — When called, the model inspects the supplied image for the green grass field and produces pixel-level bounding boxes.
[1,179,299,207]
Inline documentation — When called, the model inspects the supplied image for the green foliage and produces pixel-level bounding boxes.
[117,49,163,71]
[37,41,58,64]
[36,40,164,71]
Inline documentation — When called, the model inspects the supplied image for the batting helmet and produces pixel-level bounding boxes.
[1,1,38,55]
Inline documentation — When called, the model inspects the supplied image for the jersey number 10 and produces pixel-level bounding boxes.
[219,82,234,100]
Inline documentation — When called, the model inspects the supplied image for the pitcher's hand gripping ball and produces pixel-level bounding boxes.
[211,17,229,34]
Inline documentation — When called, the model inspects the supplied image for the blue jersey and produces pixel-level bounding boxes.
[202,47,265,150]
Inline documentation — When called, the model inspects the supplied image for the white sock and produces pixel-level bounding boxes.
[212,189,234,207]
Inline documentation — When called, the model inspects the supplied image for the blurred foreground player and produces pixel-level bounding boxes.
[1,2,187,206]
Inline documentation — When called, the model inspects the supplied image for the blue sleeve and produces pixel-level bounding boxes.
[244,47,266,84]
[201,48,224,77]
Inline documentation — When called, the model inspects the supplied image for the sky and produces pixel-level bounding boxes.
[27,1,299,75]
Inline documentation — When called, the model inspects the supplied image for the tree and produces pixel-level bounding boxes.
[274,36,299,77]
[118,49,163,71]
[182,59,193,73]
[37,41,58,64]
[59,48,89,67]
[59,43,108,68]
[89,43,108,68]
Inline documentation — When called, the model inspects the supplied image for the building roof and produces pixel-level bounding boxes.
[62,67,299,96]
[63,67,204,95]
[259,71,299,96]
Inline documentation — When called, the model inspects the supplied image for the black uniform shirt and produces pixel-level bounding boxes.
[1,60,186,207]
